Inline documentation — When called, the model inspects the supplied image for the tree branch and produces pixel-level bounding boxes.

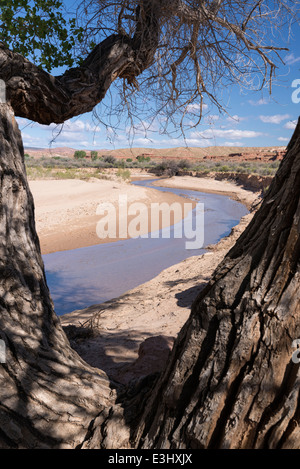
[0,1,159,125]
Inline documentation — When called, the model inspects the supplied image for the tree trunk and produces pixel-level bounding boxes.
[1,102,300,449]
[0,103,130,449]
[133,118,300,449]
[0,1,159,125]
[1,103,300,449]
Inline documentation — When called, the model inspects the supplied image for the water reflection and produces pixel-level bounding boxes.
[43,179,248,315]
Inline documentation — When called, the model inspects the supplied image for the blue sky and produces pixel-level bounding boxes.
[16,3,300,151]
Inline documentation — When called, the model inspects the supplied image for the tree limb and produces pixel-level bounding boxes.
[0,1,159,125]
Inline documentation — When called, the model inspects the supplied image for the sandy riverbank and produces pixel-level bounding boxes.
[29,175,195,255]
[59,175,261,386]
[151,175,259,210]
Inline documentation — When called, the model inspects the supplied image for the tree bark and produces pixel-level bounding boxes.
[0,2,159,125]
[0,103,131,449]
[133,118,300,449]
[0,0,299,447]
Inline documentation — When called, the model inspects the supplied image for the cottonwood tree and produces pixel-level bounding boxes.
[0,0,299,449]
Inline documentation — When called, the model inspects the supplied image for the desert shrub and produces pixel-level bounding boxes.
[116,168,131,180]
[218,165,230,172]
[155,160,179,176]
[137,155,151,162]
[103,155,116,165]
[177,159,191,169]
[74,150,87,159]
[91,151,98,160]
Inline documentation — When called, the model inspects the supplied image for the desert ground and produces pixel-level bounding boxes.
[28,172,261,386]
[29,174,196,254]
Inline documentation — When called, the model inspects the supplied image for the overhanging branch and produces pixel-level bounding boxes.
[0,1,159,125]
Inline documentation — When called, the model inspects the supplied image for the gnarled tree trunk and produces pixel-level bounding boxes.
[0,0,299,445]
[134,118,300,449]
[1,100,299,449]
[0,103,129,449]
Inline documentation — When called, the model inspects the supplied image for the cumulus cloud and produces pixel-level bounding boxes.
[277,137,289,142]
[223,141,243,147]
[259,114,291,124]
[186,103,208,113]
[248,98,268,106]
[21,133,44,147]
[191,128,264,140]
[284,120,297,130]
[284,53,300,66]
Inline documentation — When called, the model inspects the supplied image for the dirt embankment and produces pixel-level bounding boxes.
[154,170,273,193]
[60,176,260,387]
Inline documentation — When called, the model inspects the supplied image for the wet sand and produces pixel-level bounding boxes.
[151,175,259,210]
[57,174,261,385]
[29,176,196,255]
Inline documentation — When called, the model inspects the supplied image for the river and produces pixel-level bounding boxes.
[43,178,248,315]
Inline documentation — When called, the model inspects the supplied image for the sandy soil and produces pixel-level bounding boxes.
[29,175,195,255]
[59,175,261,386]
[151,175,259,210]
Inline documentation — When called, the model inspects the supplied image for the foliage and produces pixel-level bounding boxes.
[137,155,151,162]
[103,155,116,165]
[116,168,131,180]
[75,0,299,133]
[91,150,98,160]
[0,0,84,71]
[24,153,281,177]
[74,150,87,159]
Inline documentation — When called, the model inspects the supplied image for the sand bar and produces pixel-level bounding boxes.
[29,176,196,255]
[151,175,259,210]
[58,174,261,384]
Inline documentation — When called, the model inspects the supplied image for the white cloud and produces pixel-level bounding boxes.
[259,114,291,124]
[21,132,44,147]
[86,122,101,133]
[186,103,208,113]
[16,117,31,127]
[223,141,243,147]
[37,119,86,133]
[284,120,297,130]
[133,137,159,146]
[277,137,289,142]
[184,138,211,147]
[60,120,86,132]
[226,115,247,124]
[284,53,300,66]
[248,98,268,106]
[205,114,220,123]
[191,128,264,140]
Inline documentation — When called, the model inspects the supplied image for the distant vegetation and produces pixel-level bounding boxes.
[74,150,87,159]
[24,153,281,180]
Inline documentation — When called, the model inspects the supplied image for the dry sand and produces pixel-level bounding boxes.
[151,175,259,210]
[29,175,196,255]
[57,174,261,386]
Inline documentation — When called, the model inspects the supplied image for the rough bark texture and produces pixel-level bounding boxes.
[0,103,131,449]
[0,0,299,445]
[0,2,159,125]
[1,102,299,449]
[134,119,300,449]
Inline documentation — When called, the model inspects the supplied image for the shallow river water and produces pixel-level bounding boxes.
[43,179,248,315]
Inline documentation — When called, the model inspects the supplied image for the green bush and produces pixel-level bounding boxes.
[74,150,87,159]
[137,155,151,162]
[116,168,131,180]
[91,151,98,161]
[177,159,191,170]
